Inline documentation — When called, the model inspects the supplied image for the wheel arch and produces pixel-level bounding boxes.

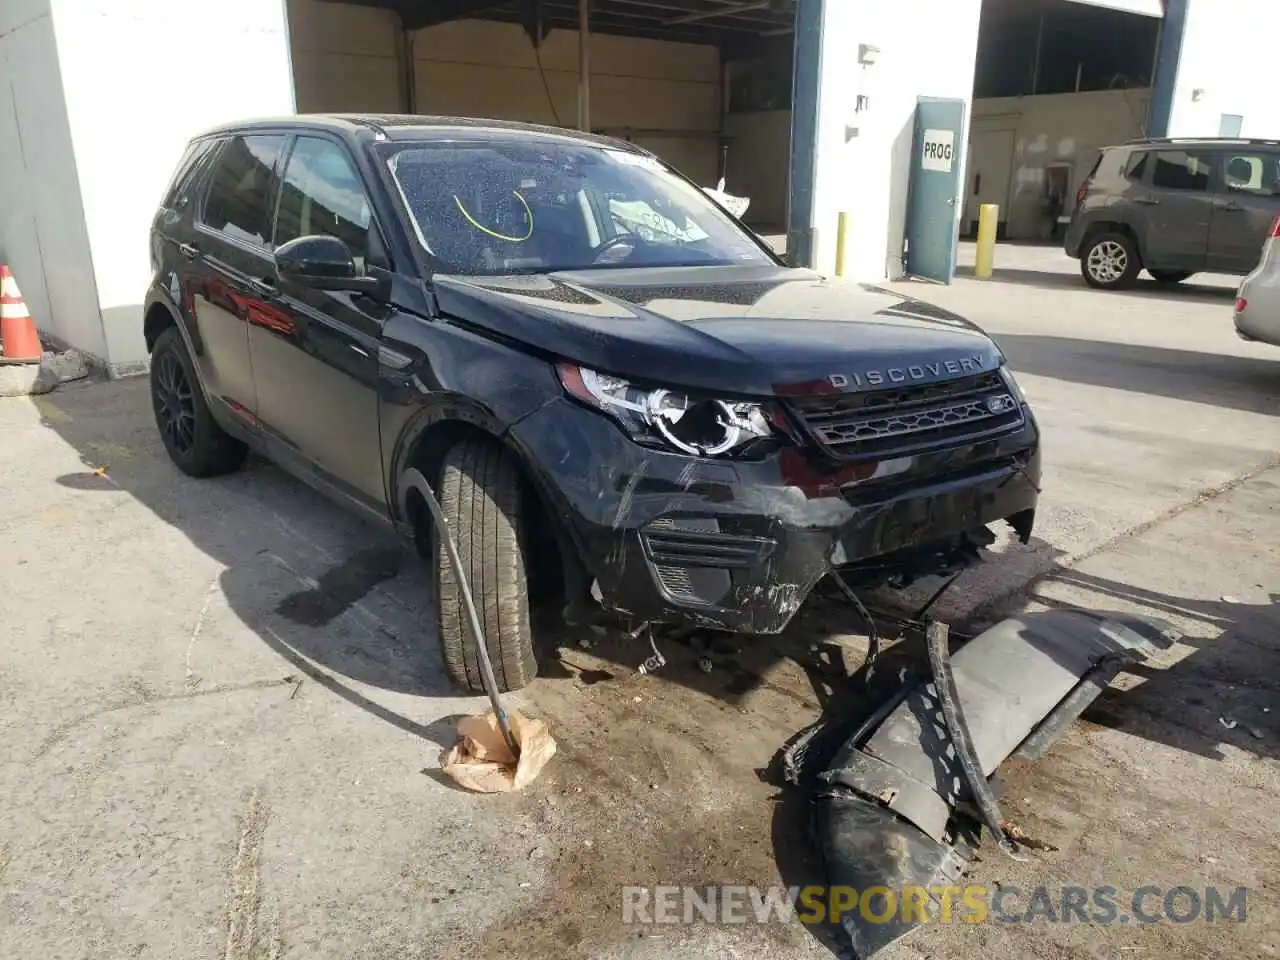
[1082,219,1146,266]
[392,405,589,610]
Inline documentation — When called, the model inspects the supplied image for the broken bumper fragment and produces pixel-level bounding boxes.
[815,609,1176,958]
[510,397,1040,633]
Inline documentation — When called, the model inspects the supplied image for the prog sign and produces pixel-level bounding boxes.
[920,129,955,173]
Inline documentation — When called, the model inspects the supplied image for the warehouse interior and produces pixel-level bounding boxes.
[289,0,1166,250]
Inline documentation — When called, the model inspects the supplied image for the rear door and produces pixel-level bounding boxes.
[189,133,288,422]
[1137,148,1215,272]
[1207,148,1280,272]
[250,133,389,513]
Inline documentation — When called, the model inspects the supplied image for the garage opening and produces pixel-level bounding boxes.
[285,0,796,240]
[964,0,1164,243]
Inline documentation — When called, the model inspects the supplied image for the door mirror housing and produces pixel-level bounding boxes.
[275,235,381,293]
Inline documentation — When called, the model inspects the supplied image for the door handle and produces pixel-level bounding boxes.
[1134,197,1160,206]
[1216,201,1244,212]
[349,344,371,358]
[249,277,277,297]
[178,242,200,260]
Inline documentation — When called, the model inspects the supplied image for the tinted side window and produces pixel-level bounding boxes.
[274,137,373,266]
[1123,151,1149,182]
[1221,152,1280,197]
[1150,151,1212,192]
[200,135,286,247]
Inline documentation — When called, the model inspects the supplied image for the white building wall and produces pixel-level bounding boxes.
[0,0,104,361]
[49,0,295,374]
[1166,0,1280,139]
[808,0,984,280]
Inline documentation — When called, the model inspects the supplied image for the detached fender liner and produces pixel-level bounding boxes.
[816,609,1176,958]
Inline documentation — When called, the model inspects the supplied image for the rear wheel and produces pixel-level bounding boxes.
[149,326,247,477]
[434,438,537,693]
[1150,269,1193,284]
[1081,232,1141,289]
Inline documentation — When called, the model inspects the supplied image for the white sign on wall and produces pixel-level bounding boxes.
[921,129,955,173]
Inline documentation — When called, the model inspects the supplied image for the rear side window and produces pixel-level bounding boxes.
[1123,151,1149,182]
[200,134,287,247]
[1221,152,1280,197]
[1151,150,1212,192]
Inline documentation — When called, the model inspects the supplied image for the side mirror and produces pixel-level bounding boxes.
[275,235,381,294]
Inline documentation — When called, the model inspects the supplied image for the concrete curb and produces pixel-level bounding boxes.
[0,351,92,398]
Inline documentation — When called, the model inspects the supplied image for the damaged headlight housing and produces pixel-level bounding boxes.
[999,364,1028,404]
[557,363,774,457]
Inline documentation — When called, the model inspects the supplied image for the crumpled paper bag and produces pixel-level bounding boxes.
[703,178,751,220]
[439,711,557,793]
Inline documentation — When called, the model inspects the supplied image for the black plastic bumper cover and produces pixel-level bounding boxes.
[816,609,1176,958]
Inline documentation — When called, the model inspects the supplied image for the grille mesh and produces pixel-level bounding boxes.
[789,371,1023,458]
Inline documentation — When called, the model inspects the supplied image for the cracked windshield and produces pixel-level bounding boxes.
[386,140,769,275]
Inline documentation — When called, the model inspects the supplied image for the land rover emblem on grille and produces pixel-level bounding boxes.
[827,354,985,390]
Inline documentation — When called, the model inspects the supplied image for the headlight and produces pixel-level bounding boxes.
[999,365,1027,403]
[557,363,774,456]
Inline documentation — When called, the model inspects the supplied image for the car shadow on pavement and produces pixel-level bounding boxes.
[992,332,1280,415]
[955,265,1240,306]
[40,380,458,746]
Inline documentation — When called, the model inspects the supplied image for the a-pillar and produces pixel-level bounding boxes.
[787,0,984,281]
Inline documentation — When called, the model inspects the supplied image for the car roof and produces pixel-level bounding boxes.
[194,113,641,152]
[1116,137,1280,150]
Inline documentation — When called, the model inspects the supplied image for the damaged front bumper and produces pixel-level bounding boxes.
[815,609,1176,958]
[508,397,1040,634]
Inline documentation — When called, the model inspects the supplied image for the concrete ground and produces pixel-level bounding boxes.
[1,244,1278,960]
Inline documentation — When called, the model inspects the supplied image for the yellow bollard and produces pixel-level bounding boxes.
[974,203,998,279]
[835,211,852,277]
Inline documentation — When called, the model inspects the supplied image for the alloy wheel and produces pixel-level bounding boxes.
[154,352,196,455]
[1087,240,1129,284]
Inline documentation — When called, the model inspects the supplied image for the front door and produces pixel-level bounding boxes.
[250,134,389,513]
[1207,148,1280,273]
[907,97,966,283]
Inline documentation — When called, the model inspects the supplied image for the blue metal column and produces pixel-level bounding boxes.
[1146,0,1190,137]
[786,0,825,268]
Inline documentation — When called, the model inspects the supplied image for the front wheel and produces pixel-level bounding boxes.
[434,438,538,693]
[1081,232,1141,290]
[1150,270,1192,284]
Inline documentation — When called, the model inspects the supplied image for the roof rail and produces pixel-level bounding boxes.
[346,116,389,140]
[1125,136,1280,147]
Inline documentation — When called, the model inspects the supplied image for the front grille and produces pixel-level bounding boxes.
[789,371,1024,460]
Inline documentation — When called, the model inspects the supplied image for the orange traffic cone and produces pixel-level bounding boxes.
[0,265,41,364]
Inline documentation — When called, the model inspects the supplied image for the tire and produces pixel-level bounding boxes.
[435,438,537,693]
[149,326,247,477]
[1150,270,1193,284]
[1081,232,1141,289]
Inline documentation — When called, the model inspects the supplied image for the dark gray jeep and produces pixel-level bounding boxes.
[1065,136,1280,289]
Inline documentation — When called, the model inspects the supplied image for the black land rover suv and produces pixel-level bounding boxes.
[145,114,1041,692]
[1066,136,1280,290]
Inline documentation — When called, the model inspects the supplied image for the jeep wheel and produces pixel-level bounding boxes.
[1150,270,1192,284]
[435,438,537,693]
[1081,233,1140,289]
[150,326,247,477]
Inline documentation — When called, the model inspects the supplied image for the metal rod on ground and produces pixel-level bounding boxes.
[830,570,879,684]
[578,0,591,132]
[923,619,1021,858]
[418,485,520,758]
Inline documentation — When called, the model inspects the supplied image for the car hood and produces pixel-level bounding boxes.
[431,265,1004,397]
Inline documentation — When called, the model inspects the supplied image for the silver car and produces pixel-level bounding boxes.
[1235,214,1280,346]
